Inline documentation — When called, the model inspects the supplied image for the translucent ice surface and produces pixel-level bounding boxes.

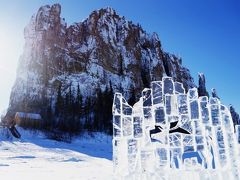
[154,106,165,125]
[133,116,143,138]
[174,82,185,94]
[177,94,188,115]
[163,77,174,95]
[151,81,163,105]
[113,77,240,180]
[236,125,240,144]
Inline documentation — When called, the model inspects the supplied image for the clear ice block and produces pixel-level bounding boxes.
[209,97,220,105]
[113,115,122,137]
[154,106,165,125]
[221,105,234,133]
[143,107,154,126]
[236,125,240,144]
[170,148,182,169]
[151,81,163,105]
[190,100,199,120]
[156,147,169,168]
[113,93,122,115]
[174,82,185,94]
[142,88,152,107]
[169,133,182,147]
[199,96,210,124]
[128,139,139,173]
[122,98,132,115]
[133,116,143,138]
[177,94,188,115]
[141,149,156,174]
[123,116,133,137]
[210,104,221,126]
[183,135,195,152]
[113,139,128,175]
[113,76,240,179]
[193,120,203,135]
[163,77,174,95]
[180,115,193,133]
[187,88,198,100]
[165,95,177,115]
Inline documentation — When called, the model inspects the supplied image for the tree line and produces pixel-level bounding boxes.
[42,82,115,135]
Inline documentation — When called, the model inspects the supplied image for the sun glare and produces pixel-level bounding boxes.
[0,26,22,112]
[0,28,13,72]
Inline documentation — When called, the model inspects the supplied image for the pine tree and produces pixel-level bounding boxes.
[45,105,53,130]
[84,96,92,131]
[93,87,103,131]
[102,86,109,131]
[67,84,74,116]
[64,89,70,115]
[76,84,83,117]
[55,84,63,116]
[104,81,114,134]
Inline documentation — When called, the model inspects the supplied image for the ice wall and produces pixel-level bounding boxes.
[112,77,240,180]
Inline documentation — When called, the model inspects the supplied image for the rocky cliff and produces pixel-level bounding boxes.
[6,4,195,132]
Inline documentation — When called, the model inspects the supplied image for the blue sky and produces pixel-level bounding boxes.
[0,0,239,113]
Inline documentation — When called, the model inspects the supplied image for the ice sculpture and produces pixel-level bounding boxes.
[112,77,240,180]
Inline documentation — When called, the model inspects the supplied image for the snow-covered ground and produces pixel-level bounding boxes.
[0,128,113,180]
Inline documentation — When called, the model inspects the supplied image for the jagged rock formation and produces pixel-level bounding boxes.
[6,4,196,132]
[230,105,240,128]
[197,73,209,97]
[211,88,220,99]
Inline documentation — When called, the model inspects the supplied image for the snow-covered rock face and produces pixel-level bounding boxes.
[7,4,195,119]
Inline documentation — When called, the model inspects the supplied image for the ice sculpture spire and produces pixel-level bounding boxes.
[112,77,240,180]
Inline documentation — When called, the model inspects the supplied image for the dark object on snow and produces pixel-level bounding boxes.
[8,126,21,139]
